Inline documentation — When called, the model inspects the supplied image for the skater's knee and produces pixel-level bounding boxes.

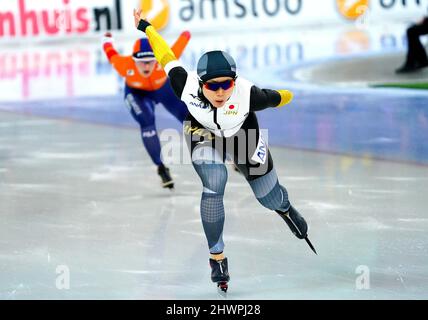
[137,111,155,128]
[200,165,227,194]
[257,183,290,211]
[249,168,278,198]
[256,183,282,210]
[193,149,228,194]
[249,168,288,210]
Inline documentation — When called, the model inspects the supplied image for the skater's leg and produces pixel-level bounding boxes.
[184,116,230,287]
[156,82,189,123]
[230,115,309,239]
[247,152,290,212]
[125,92,162,166]
[192,146,228,256]
[125,88,174,188]
[244,152,309,239]
[407,24,428,65]
[230,117,290,212]
[248,159,309,239]
[397,21,428,72]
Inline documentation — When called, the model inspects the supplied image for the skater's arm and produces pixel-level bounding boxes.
[250,86,293,111]
[134,9,189,98]
[102,32,117,62]
[167,67,189,98]
[167,30,191,96]
[102,32,128,77]
[134,9,179,69]
[171,31,191,59]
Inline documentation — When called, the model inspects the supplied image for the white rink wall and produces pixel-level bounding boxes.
[0,0,427,101]
[0,24,415,102]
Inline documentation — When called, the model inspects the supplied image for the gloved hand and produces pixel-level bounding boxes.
[133,8,151,32]
[102,31,113,45]
[276,90,294,107]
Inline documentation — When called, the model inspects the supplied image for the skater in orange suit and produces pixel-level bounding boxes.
[102,30,191,188]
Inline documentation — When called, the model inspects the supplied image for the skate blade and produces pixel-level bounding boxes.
[162,181,174,189]
[217,282,228,298]
[305,236,318,255]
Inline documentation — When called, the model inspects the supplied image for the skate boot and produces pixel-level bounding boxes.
[157,164,174,189]
[276,206,317,254]
[209,258,230,293]
[276,205,307,239]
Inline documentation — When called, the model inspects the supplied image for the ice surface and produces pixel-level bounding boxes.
[0,112,427,299]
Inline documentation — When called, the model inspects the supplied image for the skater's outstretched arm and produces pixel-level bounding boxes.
[171,31,191,59]
[102,32,130,78]
[250,86,293,111]
[134,9,189,98]
[134,9,179,69]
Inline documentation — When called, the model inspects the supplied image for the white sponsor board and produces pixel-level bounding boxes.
[0,0,426,43]
[0,22,412,102]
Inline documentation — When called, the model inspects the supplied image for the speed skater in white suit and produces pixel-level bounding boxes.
[133,9,317,293]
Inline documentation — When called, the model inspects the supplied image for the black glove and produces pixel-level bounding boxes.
[137,19,151,32]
